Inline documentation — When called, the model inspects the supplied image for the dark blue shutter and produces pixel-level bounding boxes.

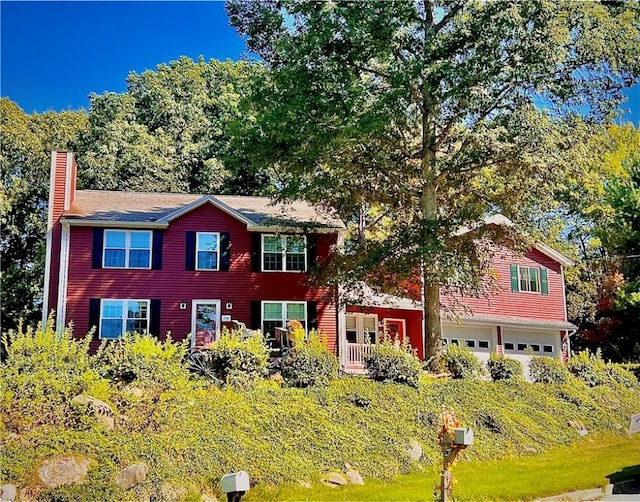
[185,231,196,270]
[92,229,104,269]
[150,299,161,337]
[307,301,318,331]
[251,233,261,272]
[152,230,163,270]
[251,300,262,330]
[307,234,318,271]
[220,232,230,271]
[89,298,100,339]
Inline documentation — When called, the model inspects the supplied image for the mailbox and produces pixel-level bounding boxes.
[221,471,250,498]
[453,427,474,446]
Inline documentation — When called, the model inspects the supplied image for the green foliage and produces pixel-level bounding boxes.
[364,335,422,387]
[529,356,571,384]
[443,344,486,380]
[567,350,639,388]
[186,328,269,385]
[1,318,104,432]
[487,353,524,381]
[280,330,339,387]
[92,332,191,389]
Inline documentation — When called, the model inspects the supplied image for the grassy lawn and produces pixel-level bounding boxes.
[245,433,640,501]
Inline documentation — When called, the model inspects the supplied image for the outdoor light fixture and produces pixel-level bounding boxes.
[179,300,187,310]
[226,301,233,310]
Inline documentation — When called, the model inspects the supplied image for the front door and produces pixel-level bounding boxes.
[383,318,406,342]
[192,300,221,348]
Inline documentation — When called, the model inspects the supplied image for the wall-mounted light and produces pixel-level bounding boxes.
[225,301,233,310]
[179,300,187,310]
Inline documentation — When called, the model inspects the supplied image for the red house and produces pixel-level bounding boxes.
[43,151,343,353]
[44,151,575,374]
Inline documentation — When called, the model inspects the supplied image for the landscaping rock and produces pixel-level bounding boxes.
[322,472,348,487]
[123,386,144,398]
[346,469,365,485]
[38,455,90,488]
[0,484,17,501]
[72,394,115,430]
[116,462,148,490]
[407,439,423,461]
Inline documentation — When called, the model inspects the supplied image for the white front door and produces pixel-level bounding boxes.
[191,300,221,348]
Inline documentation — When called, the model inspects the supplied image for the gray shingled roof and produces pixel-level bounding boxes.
[63,190,345,230]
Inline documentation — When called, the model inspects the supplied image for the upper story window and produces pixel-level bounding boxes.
[262,235,307,272]
[196,232,219,271]
[103,230,151,269]
[510,264,549,295]
[100,299,149,339]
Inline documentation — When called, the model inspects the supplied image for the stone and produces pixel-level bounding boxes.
[346,469,365,485]
[116,462,148,490]
[124,386,144,398]
[297,480,312,489]
[0,484,17,501]
[407,439,423,461]
[72,394,115,430]
[321,472,348,487]
[38,455,90,488]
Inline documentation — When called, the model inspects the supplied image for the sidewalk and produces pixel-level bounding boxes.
[535,485,640,501]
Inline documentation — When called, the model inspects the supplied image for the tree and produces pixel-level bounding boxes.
[76,57,270,195]
[227,0,640,369]
[1,99,87,330]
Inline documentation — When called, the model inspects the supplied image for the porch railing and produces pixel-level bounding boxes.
[346,342,374,367]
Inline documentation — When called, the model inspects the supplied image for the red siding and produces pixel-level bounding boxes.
[63,203,337,352]
[347,305,424,360]
[441,247,567,322]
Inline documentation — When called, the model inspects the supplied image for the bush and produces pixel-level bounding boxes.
[1,318,103,431]
[281,327,338,387]
[364,334,422,387]
[487,353,523,381]
[186,328,269,384]
[567,350,608,387]
[93,332,190,389]
[608,364,639,388]
[528,356,570,384]
[443,343,486,380]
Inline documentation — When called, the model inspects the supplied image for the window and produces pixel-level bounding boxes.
[262,235,306,272]
[103,230,151,269]
[450,339,460,346]
[504,342,515,350]
[196,232,219,270]
[100,299,149,339]
[478,340,490,349]
[531,344,541,352]
[517,343,527,351]
[262,301,307,337]
[465,339,476,348]
[543,345,554,353]
[442,338,449,346]
[346,313,378,344]
[518,266,540,293]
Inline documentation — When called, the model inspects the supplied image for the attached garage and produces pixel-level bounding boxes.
[442,323,495,366]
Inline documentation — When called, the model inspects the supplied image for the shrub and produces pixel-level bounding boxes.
[443,343,486,380]
[281,327,338,387]
[364,334,422,387]
[93,332,190,389]
[186,328,269,384]
[528,356,570,384]
[607,364,639,388]
[487,353,523,381]
[619,363,640,381]
[1,318,103,431]
[567,350,608,387]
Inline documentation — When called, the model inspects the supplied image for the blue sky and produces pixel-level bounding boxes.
[1,1,639,125]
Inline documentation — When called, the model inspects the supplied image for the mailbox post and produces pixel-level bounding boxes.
[220,471,250,502]
[438,408,473,502]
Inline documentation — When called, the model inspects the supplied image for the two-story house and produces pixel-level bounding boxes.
[44,151,575,373]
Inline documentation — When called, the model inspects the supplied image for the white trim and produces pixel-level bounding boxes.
[516,265,542,294]
[561,266,569,322]
[261,300,307,334]
[164,196,256,227]
[55,222,71,331]
[191,300,221,348]
[261,234,307,272]
[99,299,151,340]
[248,225,340,234]
[64,152,73,211]
[195,232,220,271]
[42,152,58,325]
[102,229,152,269]
[346,312,379,344]
[534,241,574,267]
[62,219,169,229]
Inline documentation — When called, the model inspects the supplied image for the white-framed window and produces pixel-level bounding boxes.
[100,299,149,339]
[531,344,541,353]
[450,339,460,346]
[543,345,554,353]
[346,313,378,344]
[517,343,528,351]
[103,230,151,269]
[262,235,307,272]
[261,301,307,337]
[504,342,515,350]
[465,339,476,348]
[478,340,490,349]
[196,232,219,271]
[518,266,540,293]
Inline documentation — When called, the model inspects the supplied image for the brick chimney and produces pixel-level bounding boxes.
[42,151,77,329]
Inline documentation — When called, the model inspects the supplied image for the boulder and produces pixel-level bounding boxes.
[346,469,365,485]
[321,472,348,487]
[72,395,115,430]
[38,455,90,488]
[116,462,148,490]
[407,439,423,461]
[0,484,17,501]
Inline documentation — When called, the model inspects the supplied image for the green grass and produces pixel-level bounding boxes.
[246,433,640,501]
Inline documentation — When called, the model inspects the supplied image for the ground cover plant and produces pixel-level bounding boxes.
[1,323,639,500]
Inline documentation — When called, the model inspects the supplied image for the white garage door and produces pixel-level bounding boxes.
[502,328,560,380]
[443,324,495,366]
